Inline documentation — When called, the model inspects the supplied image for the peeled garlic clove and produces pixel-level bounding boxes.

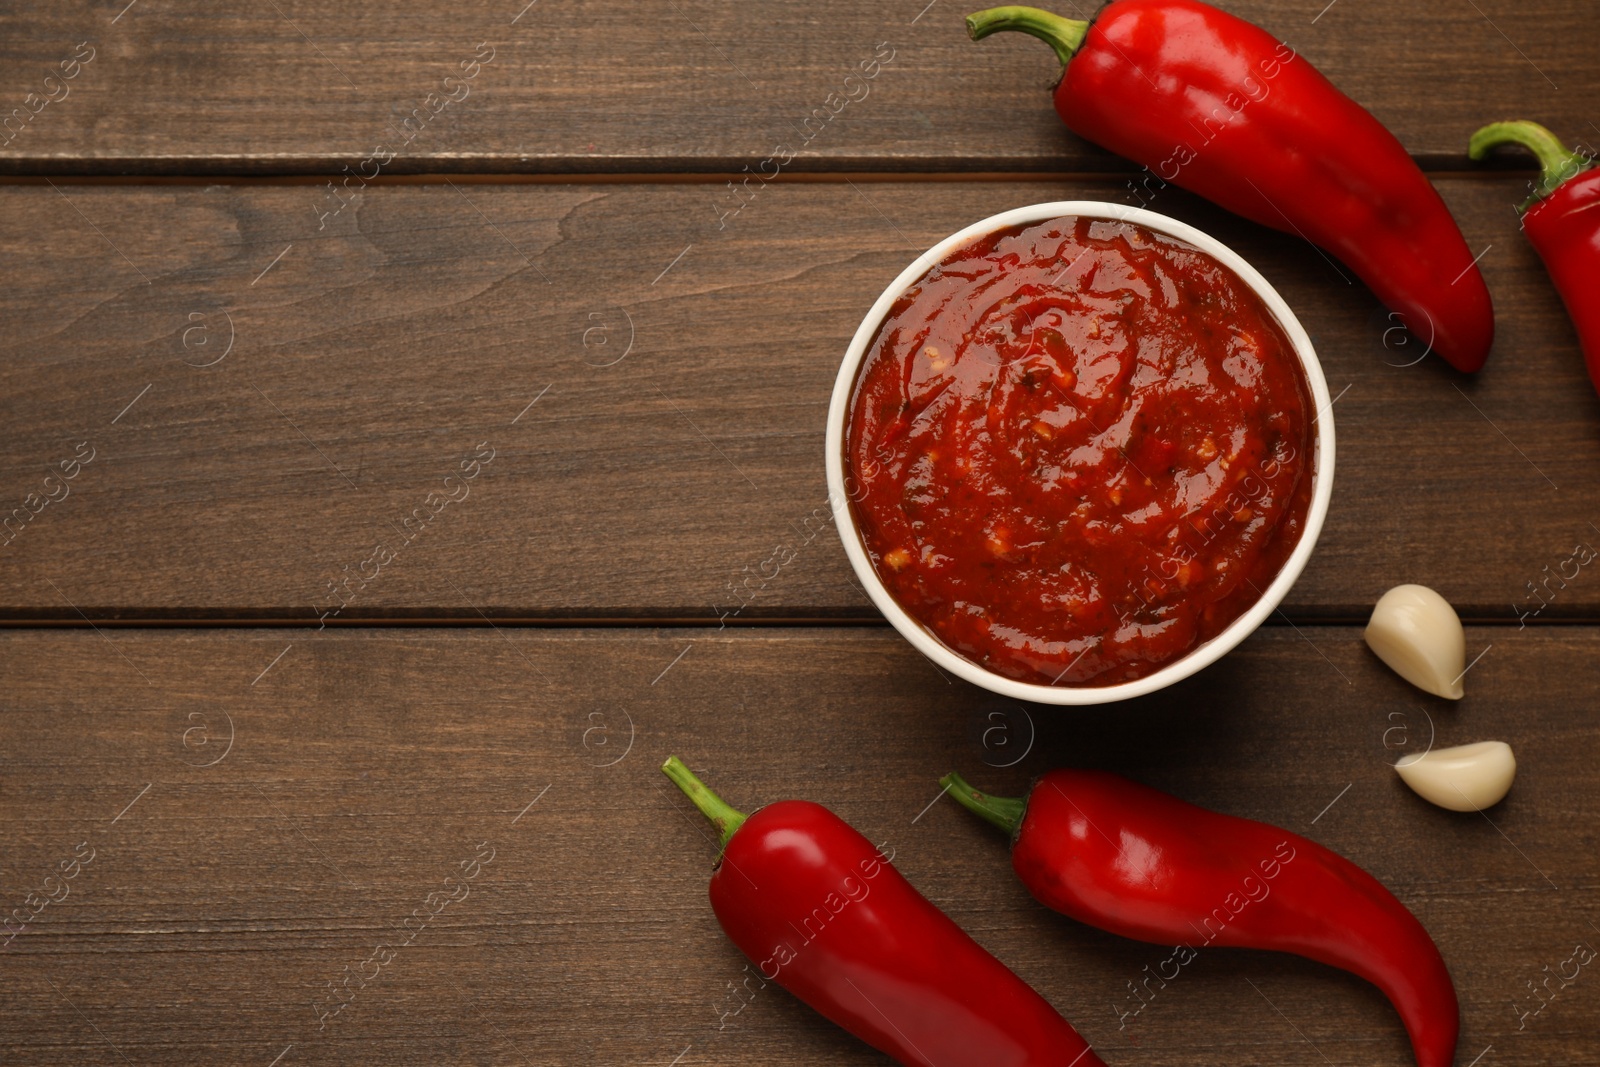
[1364,584,1466,699]
[1395,741,1516,811]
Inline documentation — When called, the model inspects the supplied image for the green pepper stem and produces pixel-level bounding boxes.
[663,756,747,848]
[941,772,1026,836]
[1469,120,1592,207]
[966,6,1090,67]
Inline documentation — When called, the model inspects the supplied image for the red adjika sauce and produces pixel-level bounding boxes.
[847,217,1314,687]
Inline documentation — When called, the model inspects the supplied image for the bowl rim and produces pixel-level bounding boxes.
[823,200,1337,706]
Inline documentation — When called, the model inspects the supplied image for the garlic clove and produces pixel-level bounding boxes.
[1364,584,1466,699]
[1395,741,1516,812]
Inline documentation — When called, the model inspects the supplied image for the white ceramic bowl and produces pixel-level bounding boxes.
[824,201,1335,705]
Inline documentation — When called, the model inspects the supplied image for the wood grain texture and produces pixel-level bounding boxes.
[1,177,1596,622]
[0,626,1594,1065]
[4,8,1594,1067]
[0,0,1594,174]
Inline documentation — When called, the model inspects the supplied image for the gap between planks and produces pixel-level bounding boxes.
[0,166,1536,187]
[0,613,1588,629]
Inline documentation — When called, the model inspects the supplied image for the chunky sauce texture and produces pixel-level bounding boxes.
[847,218,1313,687]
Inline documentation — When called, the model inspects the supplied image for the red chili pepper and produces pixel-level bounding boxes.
[663,757,1106,1067]
[966,2,1495,373]
[943,769,1458,1067]
[1469,121,1600,394]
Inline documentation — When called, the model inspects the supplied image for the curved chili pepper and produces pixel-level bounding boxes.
[966,2,1495,372]
[663,757,1106,1067]
[1469,121,1600,394]
[942,769,1458,1067]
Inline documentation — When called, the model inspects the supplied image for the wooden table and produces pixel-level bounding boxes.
[3,2,1597,1063]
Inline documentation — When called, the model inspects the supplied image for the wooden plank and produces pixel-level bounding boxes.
[0,626,1593,1064]
[1,177,1595,623]
[0,0,1594,174]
